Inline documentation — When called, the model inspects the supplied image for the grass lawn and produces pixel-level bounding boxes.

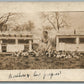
[0,54,84,70]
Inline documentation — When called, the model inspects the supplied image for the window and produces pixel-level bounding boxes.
[2,39,7,44]
[59,38,76,44]
[2,45,7,52]
[18,39,29,44]
[2,39,15,44]
[79,38,84,44]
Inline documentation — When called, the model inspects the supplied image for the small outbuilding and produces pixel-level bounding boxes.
[56,34,84,52]
[0,31,33,53]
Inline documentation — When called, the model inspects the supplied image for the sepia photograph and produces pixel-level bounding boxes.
[0,2,84,81]
[0,11,84,70]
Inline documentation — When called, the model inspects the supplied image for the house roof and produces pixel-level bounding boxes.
[56,28,84,36]
[0,31,33,37]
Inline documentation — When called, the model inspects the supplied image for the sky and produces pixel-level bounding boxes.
[0,2,84,32]
[67,12,84,30]
[3,11,84,30]
[0,11,84,38]
[9,12,84,31]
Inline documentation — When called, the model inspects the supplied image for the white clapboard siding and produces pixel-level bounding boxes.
[7,44,24,52]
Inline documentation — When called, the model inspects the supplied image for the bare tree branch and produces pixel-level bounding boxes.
[47,17,56,30]
[41,12,70,32]
[0,13,12,32]
[55,12,60,31]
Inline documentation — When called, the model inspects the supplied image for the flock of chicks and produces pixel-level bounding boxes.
[12,49,82,60]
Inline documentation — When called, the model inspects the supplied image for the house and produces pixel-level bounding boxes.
[56,29,84,52]
[56,34,84,52]
[0,31,33,53]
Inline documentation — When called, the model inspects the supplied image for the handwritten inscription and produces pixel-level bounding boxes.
[8,71,61,79]
[9,72,29,79]
[33,71,61,79]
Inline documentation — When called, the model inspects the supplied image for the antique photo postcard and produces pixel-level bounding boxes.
[0,2,84,81]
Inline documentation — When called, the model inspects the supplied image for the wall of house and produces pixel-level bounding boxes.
[0,38,33,52]
[7,44,24,52]
[56,43,84,51]
[56,36,84,52]
[56,43,77,51]
[77,44,84,51]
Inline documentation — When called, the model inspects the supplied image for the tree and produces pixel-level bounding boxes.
[39,12,70,50]
[0,12,17,32]
[12,20,35,31]
[22,20,35,31]
[41,12,70,31]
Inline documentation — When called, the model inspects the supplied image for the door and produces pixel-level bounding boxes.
[24,44,29,51]
[1,44,7,52]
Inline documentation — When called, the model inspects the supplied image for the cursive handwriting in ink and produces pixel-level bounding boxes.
[49,71,61,79]
[33,71,41,77]
[9,72,29,79]
[43,71,61,79]
[8,71,61,80]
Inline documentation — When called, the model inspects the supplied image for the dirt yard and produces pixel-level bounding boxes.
[0,54,84,70]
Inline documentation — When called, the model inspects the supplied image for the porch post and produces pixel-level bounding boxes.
[16,39,18,44]
[0,40,2,52]
[29,40,32,52]
[56,36,59,51]
[0,40,2,44]
[76,36,79,44]
[76,36,79,51]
